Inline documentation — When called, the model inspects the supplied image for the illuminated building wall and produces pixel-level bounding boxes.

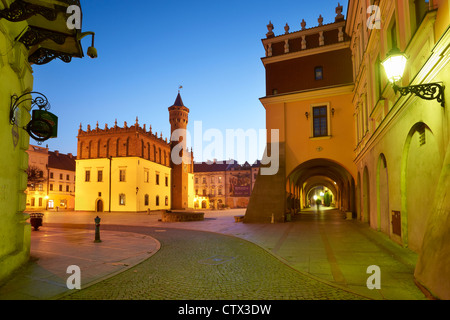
[0,0,90,284]
[194,160,260,209]
[245,4,357,223]
[25,147,76,211]
[346,0,450,299]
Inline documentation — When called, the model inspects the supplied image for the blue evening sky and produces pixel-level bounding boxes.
[32,0,347,164]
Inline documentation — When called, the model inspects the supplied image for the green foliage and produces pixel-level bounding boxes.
[323,192,332,207]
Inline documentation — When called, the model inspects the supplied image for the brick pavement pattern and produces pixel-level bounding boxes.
[62,226,367,300]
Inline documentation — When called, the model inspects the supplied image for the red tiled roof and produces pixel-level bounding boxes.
[48,151,76,172]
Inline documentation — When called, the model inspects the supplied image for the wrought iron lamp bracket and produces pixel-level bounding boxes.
[0,0,57,22]
[393,82,445,108]
[9,91,50,125]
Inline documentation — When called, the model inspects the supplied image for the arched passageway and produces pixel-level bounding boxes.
[287,159,356,215]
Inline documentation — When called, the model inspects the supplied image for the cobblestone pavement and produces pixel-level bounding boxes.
[62,225,367,300]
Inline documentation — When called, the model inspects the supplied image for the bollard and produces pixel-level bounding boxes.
[94,216,102,243]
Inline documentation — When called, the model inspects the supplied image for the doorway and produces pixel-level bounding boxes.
[96,199,104,212]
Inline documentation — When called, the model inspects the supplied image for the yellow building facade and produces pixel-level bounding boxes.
[76,157,172,212]
[0,0,94,284]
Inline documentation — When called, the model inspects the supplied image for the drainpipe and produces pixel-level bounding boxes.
[109,156,112,212]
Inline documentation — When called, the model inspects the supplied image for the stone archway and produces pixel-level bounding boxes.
[288,158,356,215]
[401,122,442,251]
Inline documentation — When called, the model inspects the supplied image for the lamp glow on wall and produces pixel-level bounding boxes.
[381,48,445,107]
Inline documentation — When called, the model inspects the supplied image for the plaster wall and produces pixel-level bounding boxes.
[0,10,34,284]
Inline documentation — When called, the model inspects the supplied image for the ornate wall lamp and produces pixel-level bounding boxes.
[10,92,58,143]
[305,112,309,119]
[381,48,445,107]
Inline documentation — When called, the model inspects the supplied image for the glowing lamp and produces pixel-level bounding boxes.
[381,48,407,84]
[381,48,445,107]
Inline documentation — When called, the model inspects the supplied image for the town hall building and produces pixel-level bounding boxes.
[75,93,195,212]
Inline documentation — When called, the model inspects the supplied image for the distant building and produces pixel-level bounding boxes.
[75,93,195,212]
[47,150,76,210]
[194,160,260,209]
[25,145,49,211]
[25,146,76,211]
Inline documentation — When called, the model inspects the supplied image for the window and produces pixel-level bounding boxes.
[144,194,149,206]
[156,196,160,206]
[165,176,168,187]
[66,174,70,181]
[165,196,169,206]
[374,55,382,102]
[218,176,222,183]
[50,184,53,191]
[315,66,323,80]
[50,172,54,179]
[119,193,126,206]
[97,170,103,182]
[202,177,206,184]
[59,185,63,191]
[211,177,215,183]
[31,198,35,206]
[203,189,207,196]
[195,177,198,184]
[60,173,63,180]
[218,187,223,195]
[195,189,198,195]
[85,170,91,182]
[66,185,69,192]
[156,173,160,185]
[38,198,42,207]
[312,106,328,137]
[119,169,126,182]
[38,184,43,191]
[144,170,149,183]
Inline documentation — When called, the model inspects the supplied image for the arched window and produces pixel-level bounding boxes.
[144,194,149,206]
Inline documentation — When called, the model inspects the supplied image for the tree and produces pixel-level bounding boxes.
[27,165,46,188]
[323,192,332,207]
